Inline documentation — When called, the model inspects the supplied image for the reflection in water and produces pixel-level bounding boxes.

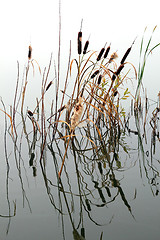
[0,26,160,239]
[1,97,160,239]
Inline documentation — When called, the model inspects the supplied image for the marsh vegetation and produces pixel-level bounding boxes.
[0,11,160,239]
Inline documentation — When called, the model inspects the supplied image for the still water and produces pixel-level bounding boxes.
[1,23,160,240]
[0,100,160,240]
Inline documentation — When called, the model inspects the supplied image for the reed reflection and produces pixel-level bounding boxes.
[0,25,160,239]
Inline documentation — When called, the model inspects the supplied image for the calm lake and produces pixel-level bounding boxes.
[1,22,160,240]
[0,91,160,240]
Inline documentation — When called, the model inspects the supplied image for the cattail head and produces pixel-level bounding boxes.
[32,166,37,177]
[120,39,136,64]
[114,90,118,97]
[28,45,32,60]
[58,105,66,112]
[91,70,99,79]
[111,74,116,81]
[115,64,124,75]
[78,31,82,55]
[97,48,105,61]
[97,75,102,85]
[45,81,52,91]
[109,52,118,63]
[112,64,124,81]
[120,47,131,64]
[83,40,89,54]
[27,110,33,117]
[104,46,110,58]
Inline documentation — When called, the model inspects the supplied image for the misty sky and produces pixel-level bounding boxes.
[1,0,160,101]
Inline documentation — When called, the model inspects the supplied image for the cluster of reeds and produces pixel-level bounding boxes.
[51,29,138,176]
[1,21,160,239]
[0,26,138,180]
[2,24,160,183]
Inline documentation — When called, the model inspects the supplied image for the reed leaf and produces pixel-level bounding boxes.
[136,26,160,100]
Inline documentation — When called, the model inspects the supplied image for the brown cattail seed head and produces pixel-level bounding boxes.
[112,74,116,81]
[83,40,89,54]
[97,48,105,61]
[28,45,32,60]
[28,110,33,116]
[91,70,99,79]
[115,64,124,75]
[32,166,37,177]
[78,31,82,55]
[114,90,118,97]
[121,47,131,64]
[104,46,110,58]
[58,105,66,113]
[97,75,102,84]
[46,81,52,91]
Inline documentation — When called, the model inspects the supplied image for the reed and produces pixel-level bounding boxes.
[97,47,105,61]
[104,45,110,58]
[28,45,32,60]
[78,31,82,55]
[135,26,160,101]
[2,5,160,239]
[4,18,160,189]
[83,40,89,54]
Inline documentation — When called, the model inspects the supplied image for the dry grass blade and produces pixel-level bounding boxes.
[87,118,102,141]
[82,135,98,151]
[79,51,97,76]
[0,109,14,137]
[70,59,79,76]
[32,59,41,75]
[58,134,71,178]
[51,120,72,133]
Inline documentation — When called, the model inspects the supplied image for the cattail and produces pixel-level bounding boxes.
[28,45,32,60]
[109,52,118,63]
[46,81,52,91]
[114,90,118,97]
[58,105,66,112]
[97,47,105,61]
[97,75,102,84]
[112,64,124,81]
[105,186,111,197]
[98,162,103,174]
[91,70,99,78]
[71,97,83,130]
[85,198,91,211]
[115,64,124,75]
[32,166,37,177]
[121,38,136,64]
[78,31,82,55]
[81,228,85,238]
[121,47,131,64]
[83,40,89,54]
[112,74,116,81]
[29,152,35,166]
[104,46,110,58]
[98,188,106,203]
[28,110,33,117]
